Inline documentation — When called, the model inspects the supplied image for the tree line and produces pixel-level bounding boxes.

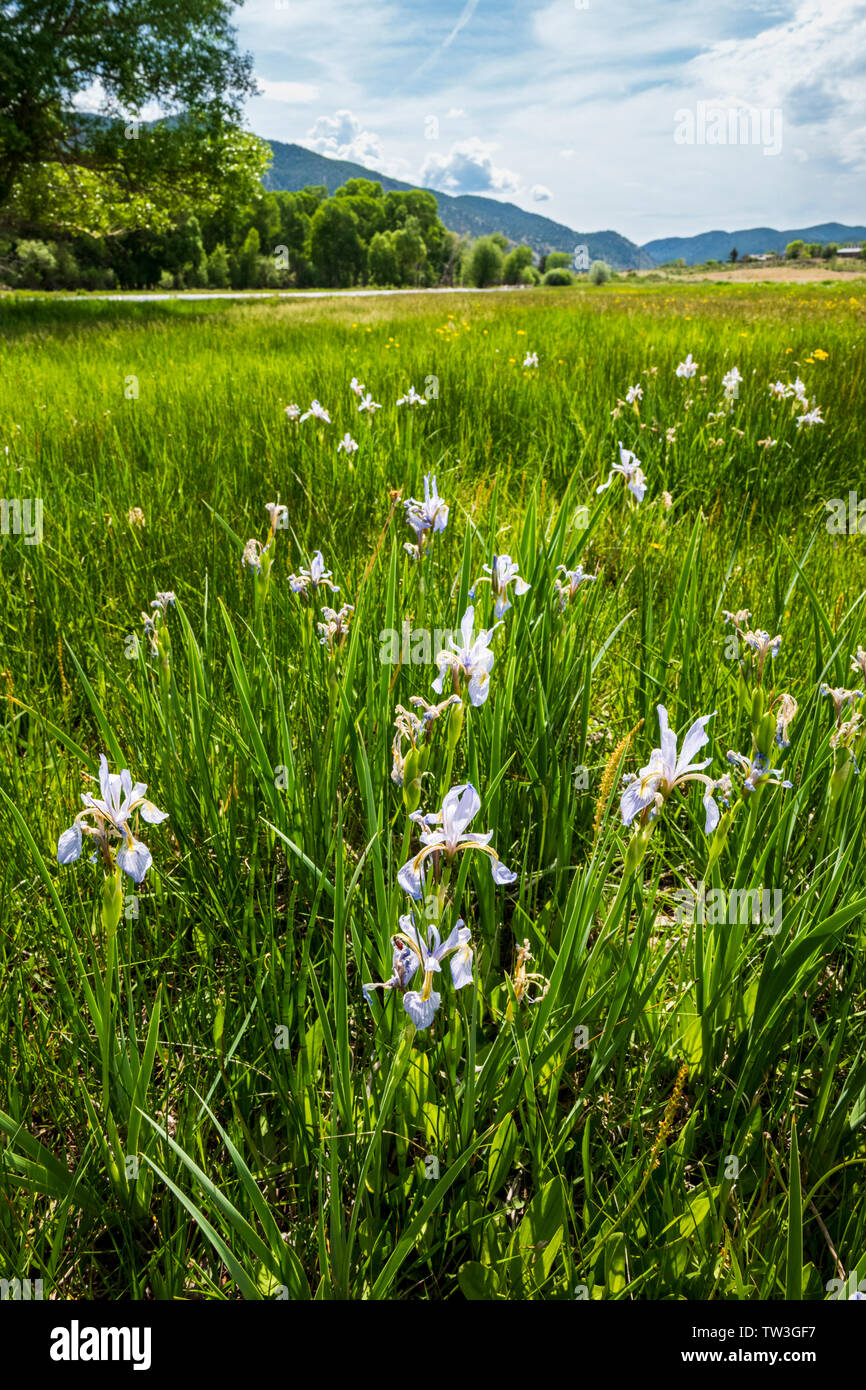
[0,4,603,294]
[1,178,611,292]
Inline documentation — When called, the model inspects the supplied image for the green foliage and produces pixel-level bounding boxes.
[588,259,612,285]
[309,200,366,288]
[543,267,574,286]
[503,245,534,284]
[207,243,231,290]
[464,236,505,287]
[0,1,257,204]
[786,240,806,260]
[368,231,399,286]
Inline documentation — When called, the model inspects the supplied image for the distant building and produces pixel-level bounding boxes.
[741,252,775,263]
[837,245,863,258]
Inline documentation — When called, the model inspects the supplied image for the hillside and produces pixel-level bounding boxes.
[642,222,866,266]
[263,139,652,269]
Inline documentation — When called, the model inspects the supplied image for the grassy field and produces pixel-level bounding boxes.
[1,282,866,1301]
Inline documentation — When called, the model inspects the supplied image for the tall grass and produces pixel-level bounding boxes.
[1,283,865,1300]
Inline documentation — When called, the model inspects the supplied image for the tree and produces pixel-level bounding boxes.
[383,189,447,281]
[14,239,57,288]
[588,260,611,285]
[4,117,270,240]
[309,200,365,287]
[546,251,572,270]
[334,180,385,246]
[464,236,504,287]
[785,240,805,260]
[393,216,426,285]
[729,247,738,262]
[807,242,823,258]
[368,231,398,285]
[503,245,534,284]
[207,243,230,288]
[823,243,839,260]
[233,227,261,289]
[0,1,257,199]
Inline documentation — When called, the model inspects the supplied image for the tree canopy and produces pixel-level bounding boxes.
[0,1,266,232]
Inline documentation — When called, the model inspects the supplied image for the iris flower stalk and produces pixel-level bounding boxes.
[56,754,167,1108]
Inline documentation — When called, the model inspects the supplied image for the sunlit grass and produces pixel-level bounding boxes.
[1,282,865,1300]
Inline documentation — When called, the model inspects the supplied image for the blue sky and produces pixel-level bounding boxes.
[74,1,863,245]
[232,0,866,243]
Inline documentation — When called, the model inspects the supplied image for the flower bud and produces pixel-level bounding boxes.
[447,699,465,752]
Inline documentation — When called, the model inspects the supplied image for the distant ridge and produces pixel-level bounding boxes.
[263,139,654,269]
[642,222,866,265]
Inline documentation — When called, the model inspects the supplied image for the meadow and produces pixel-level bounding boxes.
[1,281,866,1301]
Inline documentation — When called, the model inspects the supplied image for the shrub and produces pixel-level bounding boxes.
[542,268,574,286]
[588,259,612,285]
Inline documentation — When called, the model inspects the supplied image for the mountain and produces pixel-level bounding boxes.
[263,139,653,269]
[642,223,866,266]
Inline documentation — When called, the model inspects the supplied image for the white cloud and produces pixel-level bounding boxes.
[531,184,553,201]
[257,79,319,104]
[306,109,386,166]
[446,107,467,119]
[419,138,521,195]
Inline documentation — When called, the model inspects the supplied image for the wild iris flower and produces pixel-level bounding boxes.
[472,554,530,619]
[404,474,448,541]
[726,750,793,795]
[57,754,168,884]
[621,705,720,834]
[362,914,474,1030]
[290,551,339,598]
[397,782,516,899]
[432,605,498,706]
[318,604,353,651]
[555,564,597,611]
[676,354,697,378]
[242,538,268,574]
[299,399,331,423]
[821,685,864,723]
[597,443,647,503]
[358,392,381,413]
[397,386,427,407]
[724,612,781,685]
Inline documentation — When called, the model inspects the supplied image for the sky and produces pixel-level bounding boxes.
[231,0,866,244]
[76,0,866,246]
